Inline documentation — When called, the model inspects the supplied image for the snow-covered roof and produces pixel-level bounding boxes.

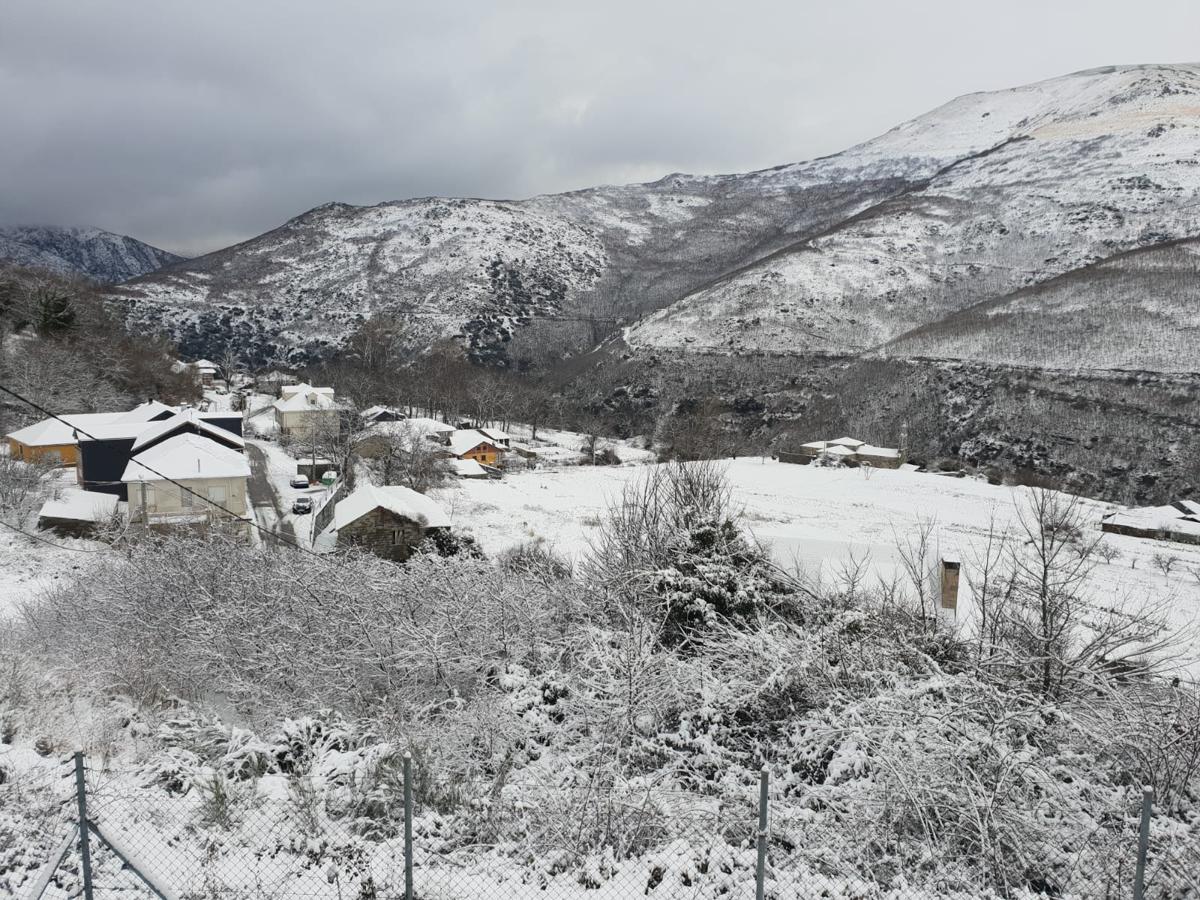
[39,489,119,523]
[402,416,454,435]
[856,444,901,458]
[192,359,218,371]
[361,405,404,421]
[449,429,500,457]
[6,412,127,447]
[821,445,858,457]
[274,389,338,413]
[113,400,177,424]
[1104,504,1200,537]
[121,433,251,483]
[1173,499,1200,519]
[279,383,334,400]
[800,440,828,451]
[478,426,509,443]
[131,409,245,452]
[449,458,489,477]
[829,437,866,448]
[331,483,450,532]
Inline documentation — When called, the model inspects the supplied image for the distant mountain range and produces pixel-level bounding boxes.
[0,225,183,283]
[109,63,1200,372]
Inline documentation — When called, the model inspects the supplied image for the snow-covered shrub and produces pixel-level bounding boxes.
[585,461,791,647]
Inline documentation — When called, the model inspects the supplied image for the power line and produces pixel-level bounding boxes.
[0,383,328,561]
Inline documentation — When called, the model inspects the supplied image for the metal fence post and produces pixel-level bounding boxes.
[1133,785,1153,900]
[403,751,414,900]
[755,767,769,900]
[73,751,95,900]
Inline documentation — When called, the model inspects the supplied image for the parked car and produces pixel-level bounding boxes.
[292,496,314,515]
[289,475,310,489]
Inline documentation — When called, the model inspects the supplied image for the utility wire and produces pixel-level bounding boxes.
[0,383,328,561]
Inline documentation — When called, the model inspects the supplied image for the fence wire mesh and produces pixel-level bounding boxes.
[2,751,1198,899]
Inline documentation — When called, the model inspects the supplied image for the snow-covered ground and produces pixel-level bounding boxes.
[439,458,1200,664]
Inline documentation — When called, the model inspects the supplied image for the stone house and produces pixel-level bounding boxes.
[329,483,451,561]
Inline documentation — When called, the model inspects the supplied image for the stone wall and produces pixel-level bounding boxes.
[337,507,428,561]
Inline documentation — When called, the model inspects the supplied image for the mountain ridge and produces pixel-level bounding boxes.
[110,62,1200,371]
[0,224,184,283]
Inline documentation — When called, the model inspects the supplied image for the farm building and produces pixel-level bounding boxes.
[780,435,904,469]
[274,386,339,437]
[448,429,506,466]
[1101,501,1200,546]
[327,483,451,561]
[121,433,251,531]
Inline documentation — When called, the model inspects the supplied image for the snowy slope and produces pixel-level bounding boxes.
[0,225,182,283]
[440,459,1200,664]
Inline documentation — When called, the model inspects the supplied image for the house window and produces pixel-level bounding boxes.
[208,484,228,505]
[392,529,402,545]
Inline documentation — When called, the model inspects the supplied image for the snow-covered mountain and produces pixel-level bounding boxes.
[115,63,1200,371]
[0,225,183,283]
[630,64,1200,367]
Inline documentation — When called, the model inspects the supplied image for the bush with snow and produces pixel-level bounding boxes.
[2,472,1199,897]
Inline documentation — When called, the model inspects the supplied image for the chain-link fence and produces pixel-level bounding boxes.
[2,752,1196,899]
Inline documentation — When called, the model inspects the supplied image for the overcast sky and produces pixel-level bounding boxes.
[2,1,1198,255]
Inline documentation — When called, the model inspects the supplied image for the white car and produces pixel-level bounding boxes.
[289,475,310,489]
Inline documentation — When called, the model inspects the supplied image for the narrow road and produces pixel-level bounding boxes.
[245,443,299,548]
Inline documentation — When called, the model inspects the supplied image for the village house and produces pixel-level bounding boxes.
[76,408,244,499]
[327,482,451,561]
[121,432,251,531]
[6,400,179,466]
[361,405,405,425]
[402,417,455,445]
[273,385,339,438]
[192,359,219,387]
[354,417,457,460]
[447,429,505,467]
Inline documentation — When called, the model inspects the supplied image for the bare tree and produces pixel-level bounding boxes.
[361,421,452,493]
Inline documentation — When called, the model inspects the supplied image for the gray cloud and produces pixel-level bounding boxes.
[3,0,1198,254]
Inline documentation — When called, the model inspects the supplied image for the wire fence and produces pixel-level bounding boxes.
[2,752,1197,899]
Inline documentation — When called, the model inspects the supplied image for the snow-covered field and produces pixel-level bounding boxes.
[441,458,1200,664]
